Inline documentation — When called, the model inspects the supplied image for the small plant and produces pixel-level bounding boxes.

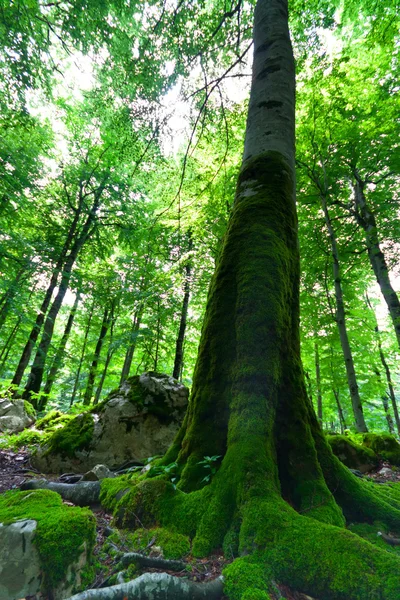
[147,461,178,486]
[197,455,222,484]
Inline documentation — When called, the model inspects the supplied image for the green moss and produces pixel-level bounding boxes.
[223,557,271,600]
[44,412,94,457]
[328,434,379,472]
[0,428,47,450]
[0,489,95,591]
[128,527,190,559]
[24,400,36,419]
[241,591,271,600]
[36,410,73,431]
[363,433,400,465]
[100,475,139,513]
[348,522,400,556]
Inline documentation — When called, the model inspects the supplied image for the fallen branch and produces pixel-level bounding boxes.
[65,572,224,600]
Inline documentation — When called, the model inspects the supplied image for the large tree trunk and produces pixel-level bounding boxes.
[113,1,400,598]
[39,290,81,409]
[353,175,400,349]
[320,195,367,432]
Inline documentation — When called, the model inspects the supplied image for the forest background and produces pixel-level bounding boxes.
[0,0,399,434]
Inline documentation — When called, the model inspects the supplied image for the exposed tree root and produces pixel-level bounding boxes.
[20,479,100,505]
[64,572,223,600]
[120,552,186,571]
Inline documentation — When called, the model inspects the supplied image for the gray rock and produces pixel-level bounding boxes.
[32,372,189,473]
[82,464,115,481]
[0,398,35,434]
[0,518,89,600]
[0,519,42,600]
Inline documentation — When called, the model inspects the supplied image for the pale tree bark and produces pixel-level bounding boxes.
[320,194,367,432]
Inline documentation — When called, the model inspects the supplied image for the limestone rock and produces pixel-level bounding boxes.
[82,464,115,481]
[32,372,189,473]
[0,518,88,600]
[0,519,42,600]
[0,398,35,434]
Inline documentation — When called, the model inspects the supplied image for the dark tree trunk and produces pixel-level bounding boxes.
[366,293,400,437]
[39,290,81,409]
[0,267,26,332]
[11,205,83,390]
[314,340,323,425]
[320,194,367,432]
[353,176,400,349]
[93,304,117,405]
[119,307,144,385]
[83,305,111,405]
[23,188,103,405]
[70,300,95,406]
[153,298,161,372]
[0,318,21,376]
[173,236,193,380]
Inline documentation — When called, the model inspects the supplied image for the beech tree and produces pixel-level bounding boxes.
[112,1,400,598]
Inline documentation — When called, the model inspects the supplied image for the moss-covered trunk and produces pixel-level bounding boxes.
[114,0,400,597]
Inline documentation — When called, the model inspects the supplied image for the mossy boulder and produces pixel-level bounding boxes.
[362,433,400,466]
[0,489,95,599]
[327,435,379,473]
[0,397,35,433]
[32,372,189,474]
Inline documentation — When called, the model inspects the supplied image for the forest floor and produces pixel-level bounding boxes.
[3,447,399,600]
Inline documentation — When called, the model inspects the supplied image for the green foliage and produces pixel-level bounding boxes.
[197,454,222,484]
[0,489,95,591]
[0,428,47,451]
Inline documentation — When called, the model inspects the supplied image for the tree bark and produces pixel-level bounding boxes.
[10,204,83,390]
[39,290,81,409]
[0,318,21,376]
[119,307,143,385]
[83,304,111,405]
[93,302,116,405]
[320,194,367,432]
[0,266,26,332]
[70,299,95,406]
[111,2,400,598]
[173,236,193,381]
[24,186,104,405]
[353,175,400,349]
